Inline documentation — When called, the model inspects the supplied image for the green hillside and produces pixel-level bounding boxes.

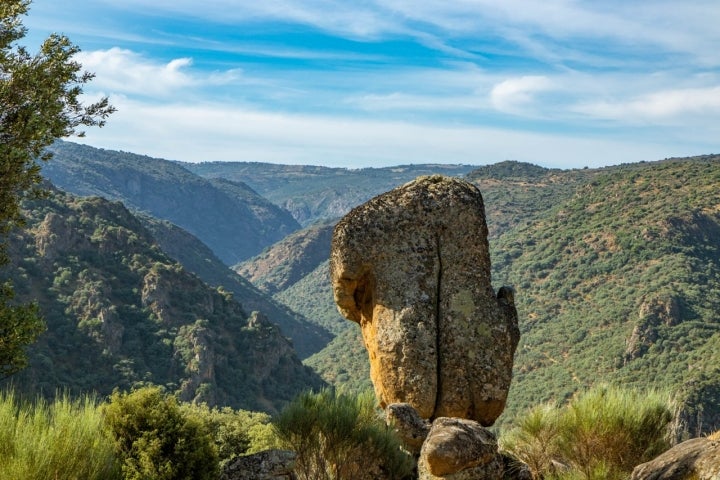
[139,216,332,358]
[0,187,324,413]
[493,157,720,433]
[42,141,301,265]
[185,161,478,226]
[257,156,720,435]
[235,221,335,296]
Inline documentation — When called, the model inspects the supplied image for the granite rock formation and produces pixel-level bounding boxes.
[330,175,520,426]
[631,437,720,480]
[418,417,503,479]
[220,450,296,480]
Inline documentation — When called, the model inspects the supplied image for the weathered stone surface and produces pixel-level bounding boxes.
[386,402,431,455]
[330,175,520,425]
[220,449,296,480]
[500,453,534,480]
[631,437,720,480]
[418,417,502,479]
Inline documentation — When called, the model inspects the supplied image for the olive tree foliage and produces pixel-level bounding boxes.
[0,0,115,377]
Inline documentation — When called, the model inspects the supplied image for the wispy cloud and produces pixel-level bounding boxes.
[75,48,247,98]
[77,96,703,168]
[26,0,720,168]
[490,76,555,115]
[575,86,720,123]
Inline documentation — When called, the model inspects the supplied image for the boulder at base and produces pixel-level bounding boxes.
[631,437,720,480]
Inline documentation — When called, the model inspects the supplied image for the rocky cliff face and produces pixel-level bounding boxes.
[139,215,332,359]
[2,187,324,412]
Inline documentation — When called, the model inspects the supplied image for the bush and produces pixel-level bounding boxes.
[500,384,675,480]
[103,386,218,480]
[0,389,120,480]
[500,403,561,479]
[273,389,414,480]
[180,402,279,467]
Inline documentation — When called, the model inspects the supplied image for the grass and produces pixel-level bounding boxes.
[500,384,675,480]
[0,389,120,480]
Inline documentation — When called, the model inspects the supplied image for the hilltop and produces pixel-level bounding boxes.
[184,161,478,226]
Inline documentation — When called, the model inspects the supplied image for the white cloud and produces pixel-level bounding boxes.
[75,97,700,169]
[75,48,198,97]
[75,48,248,99]
[575,86,720,123]
[490,76,555,114]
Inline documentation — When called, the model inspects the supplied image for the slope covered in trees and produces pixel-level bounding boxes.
[185,161,478,226]
[256,156,720,435]
[42,141,300,265]
[0,187,324,412]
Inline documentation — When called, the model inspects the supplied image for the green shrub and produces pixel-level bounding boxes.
[500,403,561,479]
[500,384,675,480]
[103,386,218,480]
[0,389,120,480]
[181,402,279,467]
[273,389,414,480]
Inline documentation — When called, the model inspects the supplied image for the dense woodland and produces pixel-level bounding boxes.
[1,141,719,478]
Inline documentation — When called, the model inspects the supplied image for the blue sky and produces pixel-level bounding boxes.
[24,1,720,168]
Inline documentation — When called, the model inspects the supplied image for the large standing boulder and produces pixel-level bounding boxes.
[330,175,519,426]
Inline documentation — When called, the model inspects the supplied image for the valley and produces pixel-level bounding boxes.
[4,142,719,437]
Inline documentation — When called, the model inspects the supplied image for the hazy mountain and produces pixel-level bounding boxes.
[1,187,324,413]
[184,161,479,226]
[42,141,301,265]
[235,220,335,296]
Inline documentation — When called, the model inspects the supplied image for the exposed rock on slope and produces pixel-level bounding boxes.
[331,175,519,426]
[139,216,332,358]
[631,436,720,480]
[2,187,324,412]
[235,221,335,295]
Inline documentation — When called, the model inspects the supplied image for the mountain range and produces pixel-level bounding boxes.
[4,142,718,436]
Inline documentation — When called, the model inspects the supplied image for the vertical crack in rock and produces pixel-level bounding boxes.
[434,232,443,418]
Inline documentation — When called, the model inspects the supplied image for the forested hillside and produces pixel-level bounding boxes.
[138,216,331,358]
[0,187,324,412]
[42,141,300,265]
[185,161,478,225]
[244,156,720,435]
[27,142,720,436]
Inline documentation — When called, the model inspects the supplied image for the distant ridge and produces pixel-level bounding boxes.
[43,141,300,265]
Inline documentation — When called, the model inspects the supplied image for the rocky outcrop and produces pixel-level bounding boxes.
[418,417,503,480]
[386,403,432,455]
[625,294,681,363]
[330,175,520,426]
[220,450,296,480]
[631,437,720,480]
